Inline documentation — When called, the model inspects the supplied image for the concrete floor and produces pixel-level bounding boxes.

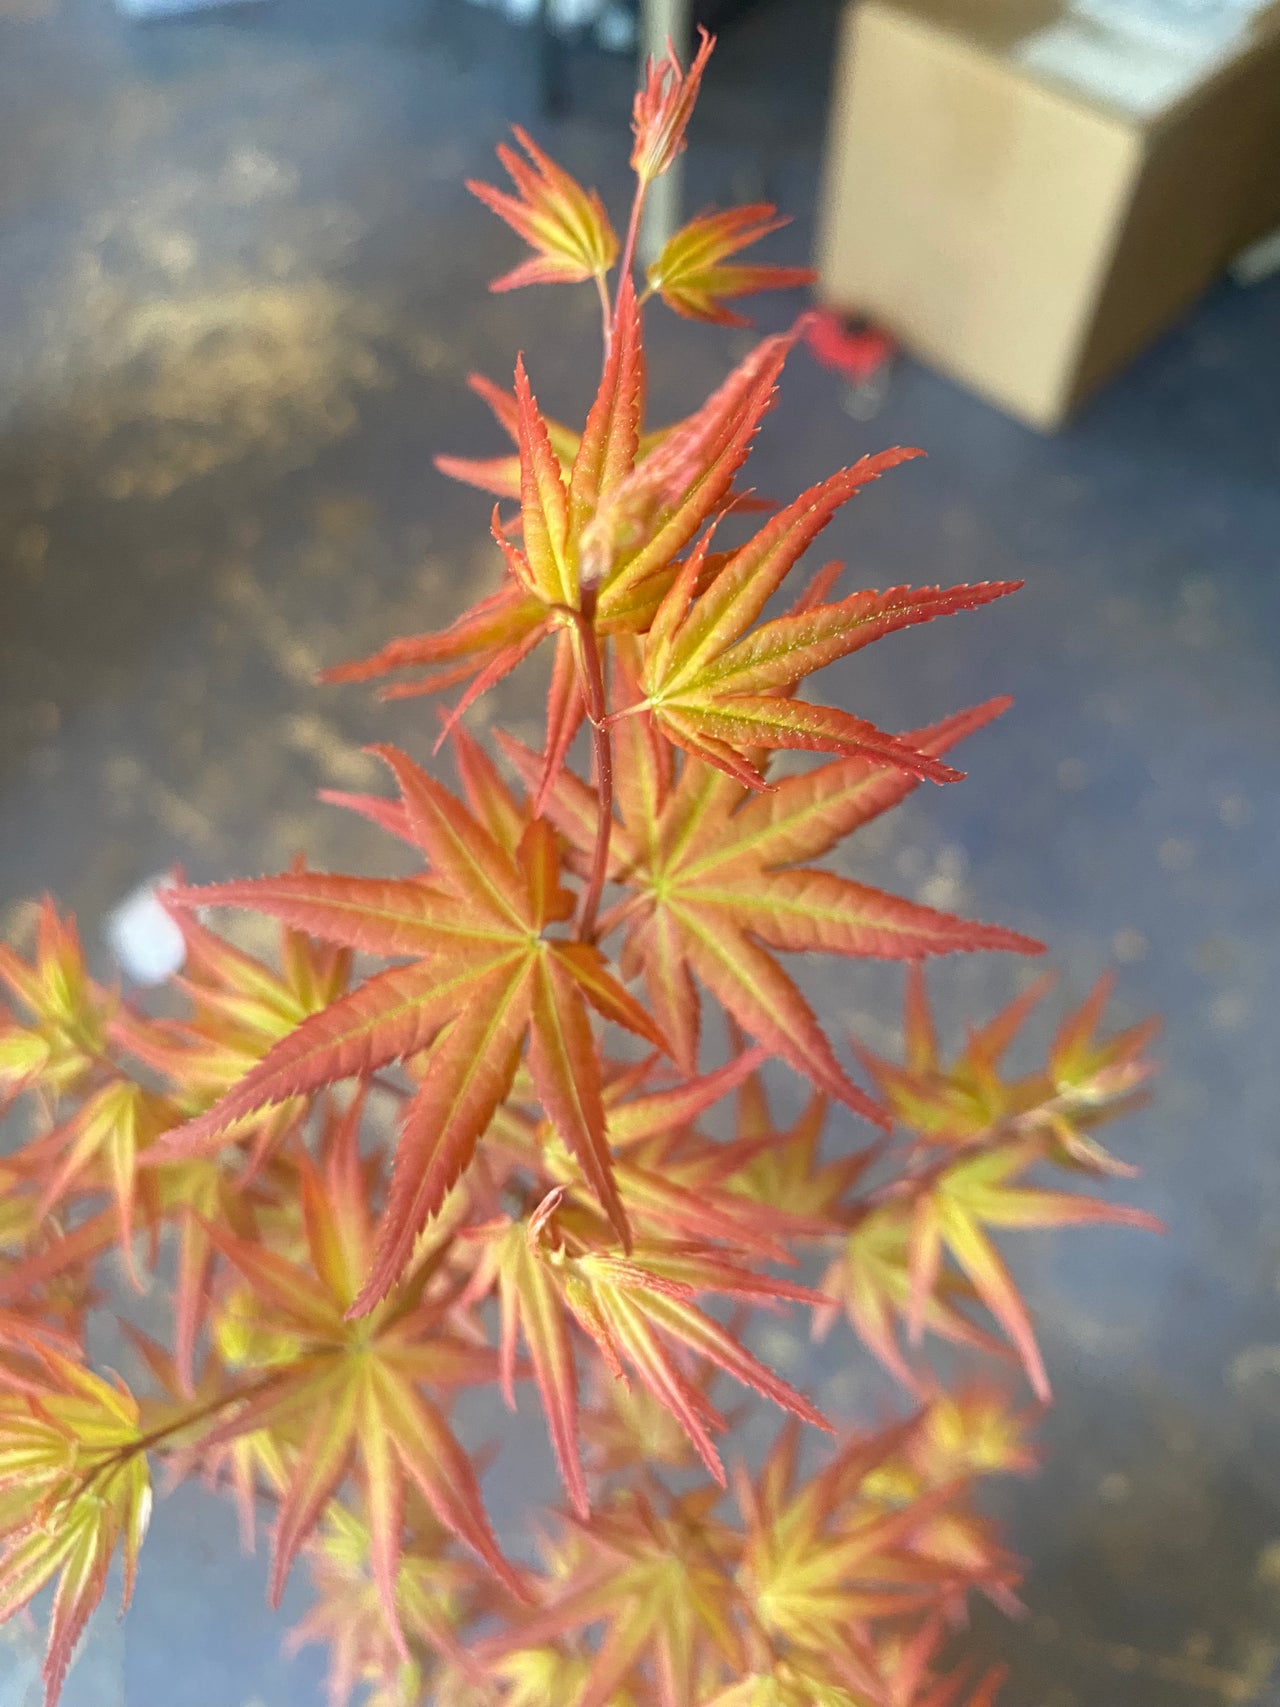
[1,0,1279,1702]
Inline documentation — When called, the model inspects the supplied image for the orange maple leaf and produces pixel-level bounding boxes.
[0,1352,151,1707]
[191,1106,523,1622]
[503,676,1040,1117]
[164,741,665,1304]
[636,457,1022,788]
[646,203,815,327]
[468,126,618,292]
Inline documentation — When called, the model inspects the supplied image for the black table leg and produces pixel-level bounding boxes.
[536,0,570,116]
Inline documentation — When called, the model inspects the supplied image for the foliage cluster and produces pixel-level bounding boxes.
[0,35,1157,1706]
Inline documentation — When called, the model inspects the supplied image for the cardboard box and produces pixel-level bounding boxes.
[816,0,1280,429]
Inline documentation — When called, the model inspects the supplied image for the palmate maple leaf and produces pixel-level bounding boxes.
[322,276,646,792]
[97,901,358,1379]
[645,203,815,328]
[0,1351,151,1707]
[322,302,801,796]
[579,1351,724,1479]
[468,126,619,293]
[502,684,1041,1121]
[908,1385,1039,1484]
[164,741,665,1307]
[725,1056,870,1223]
[598,1064,813,1258]
[468,1184,831,1513]
[841,966,1161,1399]
[190,1102,523,1624]
[1041,971,1161,1173]
[288,1492,489,1707]
[699,1661,870,1707]
[481,1645,644,1707]
[814,1202,1007,1396]
[636,463,1023,788]
[735,1417,1011,1702]
[739,1423,936,1660]
[898,1137,1161,1403]
[856,1420,1026,1627]
[485,1483,743,1707]
[853,964,1159,1174]
[10,1079,174,1290]
[487,1048,805,1263]
[0,900,113,1106]
[0,1138,281,1404]
[704,1646,1005,1707]
[113,898,352,1126]
[870,1621,1009,1707]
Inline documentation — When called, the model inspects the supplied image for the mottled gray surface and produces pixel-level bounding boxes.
[1,0,1279,1702]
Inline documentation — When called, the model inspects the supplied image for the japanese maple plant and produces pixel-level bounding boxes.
[0,35,1160,1707]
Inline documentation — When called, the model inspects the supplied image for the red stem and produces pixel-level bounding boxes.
[575,179,645,940]
[595,272,613,359]
[79,1373,278,1495]
[614,183,647,319]
[574,594,613,944]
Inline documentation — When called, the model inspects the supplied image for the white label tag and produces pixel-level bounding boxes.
[106,880,186,987]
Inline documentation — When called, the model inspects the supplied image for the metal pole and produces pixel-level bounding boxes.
[536,0,569,117]
[638,0,692,265]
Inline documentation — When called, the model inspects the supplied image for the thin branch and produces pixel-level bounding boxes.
[573,592,614,944]
[79,1372,278,1494]
[595,271,613,357]
[614,182,647,318]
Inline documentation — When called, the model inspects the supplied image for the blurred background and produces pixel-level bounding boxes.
[1,0,1278,1701]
